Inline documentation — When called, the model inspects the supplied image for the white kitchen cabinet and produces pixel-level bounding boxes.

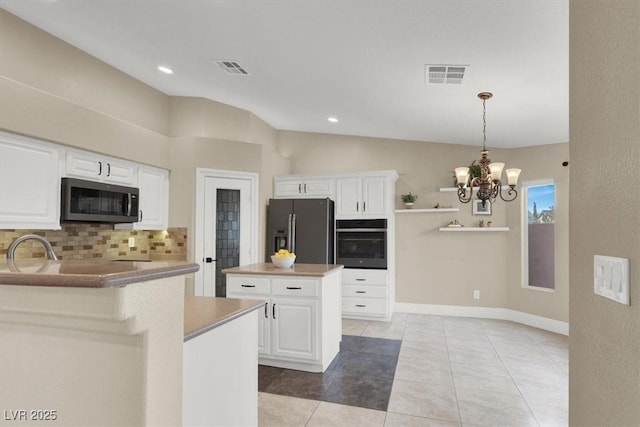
[272,298,318,360]
[65,149,137,185]
[0,132,62,230]
[226,277,271,355]
[342,268,390,320]
[336,176,387,218]
[274,176,334,199]
[225,266,342,373]
[115,165,169,230]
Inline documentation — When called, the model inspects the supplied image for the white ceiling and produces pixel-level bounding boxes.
[0,0,569,148]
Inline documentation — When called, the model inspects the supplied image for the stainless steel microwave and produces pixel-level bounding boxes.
[61,177,139,223]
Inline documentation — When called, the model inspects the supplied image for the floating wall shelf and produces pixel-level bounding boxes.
[395,208,459,214]
[438,227,509,232]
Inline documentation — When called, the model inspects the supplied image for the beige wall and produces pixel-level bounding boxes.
[278,131,569,321]
[0,9,170,168]
[569,1,640,425]
[506,143,570,322]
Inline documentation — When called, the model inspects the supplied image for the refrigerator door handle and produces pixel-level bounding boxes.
[291,214,297,253]
[287,214,293,252]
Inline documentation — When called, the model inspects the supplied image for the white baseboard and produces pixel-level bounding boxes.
[395,303,569,336]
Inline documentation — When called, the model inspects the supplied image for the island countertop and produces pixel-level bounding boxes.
[184,296,264,341]
[222,262,343,277]
[0,259,199,288]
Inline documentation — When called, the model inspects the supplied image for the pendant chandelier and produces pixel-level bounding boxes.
[455,92,521,206]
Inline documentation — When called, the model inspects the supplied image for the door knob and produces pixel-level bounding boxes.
[204,257,217,263]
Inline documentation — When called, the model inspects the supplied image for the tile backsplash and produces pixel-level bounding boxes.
[0,224,187,260]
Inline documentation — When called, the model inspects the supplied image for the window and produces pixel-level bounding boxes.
[522,180,555,290]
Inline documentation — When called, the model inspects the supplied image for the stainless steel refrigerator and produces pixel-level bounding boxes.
[266,198,335,264]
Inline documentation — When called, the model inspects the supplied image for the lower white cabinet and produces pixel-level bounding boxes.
[272,298,318,360]
[0,132,62,230]
[342,268,391,320]
[226,270,341,373]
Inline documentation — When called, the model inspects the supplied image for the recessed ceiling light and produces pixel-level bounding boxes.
[157,65,173,74]
[327,117,339,123]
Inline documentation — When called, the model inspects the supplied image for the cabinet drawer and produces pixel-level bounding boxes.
[227,276,270,295]
[272,279,319,297]
[342,297,387,316]
[342,269,388,286]
[343,284,387,298]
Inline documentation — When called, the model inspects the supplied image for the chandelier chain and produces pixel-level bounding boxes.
[482,98,487,151]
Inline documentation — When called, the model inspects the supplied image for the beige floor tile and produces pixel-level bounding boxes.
[406,314,445,331]
[450,360,520,395]
[306,401,386,427]
[342,319,369,336]
[258,393,319,427]
[388,379,460,422]
[526,395,568,427]
[400,340,450,362]
[403,327,447,345]
[456,386,538,427]
[395,356,454,386]
[385,412,461,427]
[363,321,406,339]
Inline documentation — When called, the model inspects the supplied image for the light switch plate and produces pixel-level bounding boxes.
[594,255,630,305]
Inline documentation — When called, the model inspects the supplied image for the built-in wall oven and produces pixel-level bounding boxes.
[335,219,387,269]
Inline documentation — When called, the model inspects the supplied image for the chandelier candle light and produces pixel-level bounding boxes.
[455,92,521,206]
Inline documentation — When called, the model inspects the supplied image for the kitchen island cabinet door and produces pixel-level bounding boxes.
[271,298,318,361]
[226,276,271,356]
[0,132,61,230]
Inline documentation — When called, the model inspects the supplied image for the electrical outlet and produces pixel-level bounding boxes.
[128,237,135,248]
[473,290,480,300]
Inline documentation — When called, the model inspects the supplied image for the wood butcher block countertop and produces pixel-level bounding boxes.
[0,259,199,288]
[222,262,343,277]
[183,296,264,341]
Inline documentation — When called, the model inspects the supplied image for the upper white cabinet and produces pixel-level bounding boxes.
[335,174,395,219]
[65,149,137,186]
[0,132,62,230]
[115,165,169,230]
[273,171,397,219]
[273,177,334,199]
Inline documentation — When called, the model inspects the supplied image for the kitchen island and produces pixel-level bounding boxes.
[223,262,343,373]
[183,296,263,427]
[0,259,262,427]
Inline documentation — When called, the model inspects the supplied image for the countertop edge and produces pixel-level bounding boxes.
[0,262,200,288]
[184,299,264,342]
[222,263,344,277]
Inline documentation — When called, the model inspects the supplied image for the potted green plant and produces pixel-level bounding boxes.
[401,192,418,209]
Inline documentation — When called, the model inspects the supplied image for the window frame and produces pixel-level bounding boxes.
[521,178,556,292]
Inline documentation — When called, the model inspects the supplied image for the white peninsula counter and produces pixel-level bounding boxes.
[0,259,262,427]
[223,262,343,373]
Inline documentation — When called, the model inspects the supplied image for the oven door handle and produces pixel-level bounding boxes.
[336,228,387,232]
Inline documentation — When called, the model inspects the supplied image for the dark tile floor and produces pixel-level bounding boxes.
[258,335,401,411]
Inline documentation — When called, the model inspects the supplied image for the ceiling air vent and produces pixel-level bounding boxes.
[426,65,468,84]
[214,60,250,75]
